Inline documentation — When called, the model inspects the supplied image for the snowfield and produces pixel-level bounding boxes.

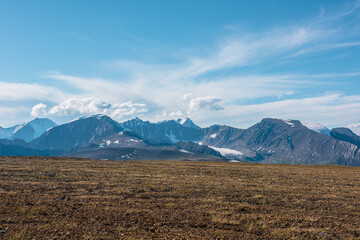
[209,146,243,156]
[210,133,217,138]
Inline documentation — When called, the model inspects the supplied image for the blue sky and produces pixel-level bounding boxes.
[1,0,360,132]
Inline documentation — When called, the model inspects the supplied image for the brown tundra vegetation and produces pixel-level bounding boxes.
[1,156,360,239]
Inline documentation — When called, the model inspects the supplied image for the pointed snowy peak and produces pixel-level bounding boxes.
[27,118,57,138]
[177,118,200,129]
[8,118,57,142]
[300,121,330,136]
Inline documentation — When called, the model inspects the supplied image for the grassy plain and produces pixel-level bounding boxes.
[1,156,360,239]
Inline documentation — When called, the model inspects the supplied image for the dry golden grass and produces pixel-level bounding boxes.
[1,156,360,239]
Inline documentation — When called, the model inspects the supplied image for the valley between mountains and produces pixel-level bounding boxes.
[0,115,360,166]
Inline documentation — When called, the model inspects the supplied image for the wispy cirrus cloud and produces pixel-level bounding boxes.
[189,96,224,112]
[105,1,360,82]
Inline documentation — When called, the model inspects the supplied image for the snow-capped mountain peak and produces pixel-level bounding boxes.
[300,121,330,136]
[85,114,107,120]
[9,118,57,142]
[0,118,57,142]
[177,118,200,129]
[27,118,57,138]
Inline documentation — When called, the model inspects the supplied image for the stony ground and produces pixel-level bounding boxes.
[1,156,360,239]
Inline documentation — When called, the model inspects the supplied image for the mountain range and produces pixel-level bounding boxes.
[0,115,360,166]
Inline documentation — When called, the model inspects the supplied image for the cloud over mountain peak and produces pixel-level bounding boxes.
[31,98,148,121]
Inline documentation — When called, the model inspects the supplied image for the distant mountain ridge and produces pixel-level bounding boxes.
[120,117,203,145]
[1,115,360,166]
[0,118,57,142]
[330,127,360,147]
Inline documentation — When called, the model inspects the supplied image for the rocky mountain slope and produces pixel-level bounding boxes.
[201,119,360,165]
[32,115,123,150]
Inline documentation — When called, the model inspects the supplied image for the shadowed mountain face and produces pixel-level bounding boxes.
[0,138,30,148]
[0,142,63,156]
[32,115,123,150]
[330,127,360,147]
[10,124,35,142]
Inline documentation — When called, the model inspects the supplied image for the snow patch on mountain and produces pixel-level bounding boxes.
[209,146,243,157]
[126,139,141,142]
[283,120,295,127]
[179,119,187,125]
[210,133,217,138]
[179,149,192,154]
[166,131,178,143]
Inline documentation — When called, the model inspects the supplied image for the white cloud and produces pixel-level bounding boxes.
[169,110,184,118]
[189,96,224,112]
[43,72,134,101]
[183,93,192,100]
[31,103,48,117]
[31,98,147,120]
[278,90,294,99]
